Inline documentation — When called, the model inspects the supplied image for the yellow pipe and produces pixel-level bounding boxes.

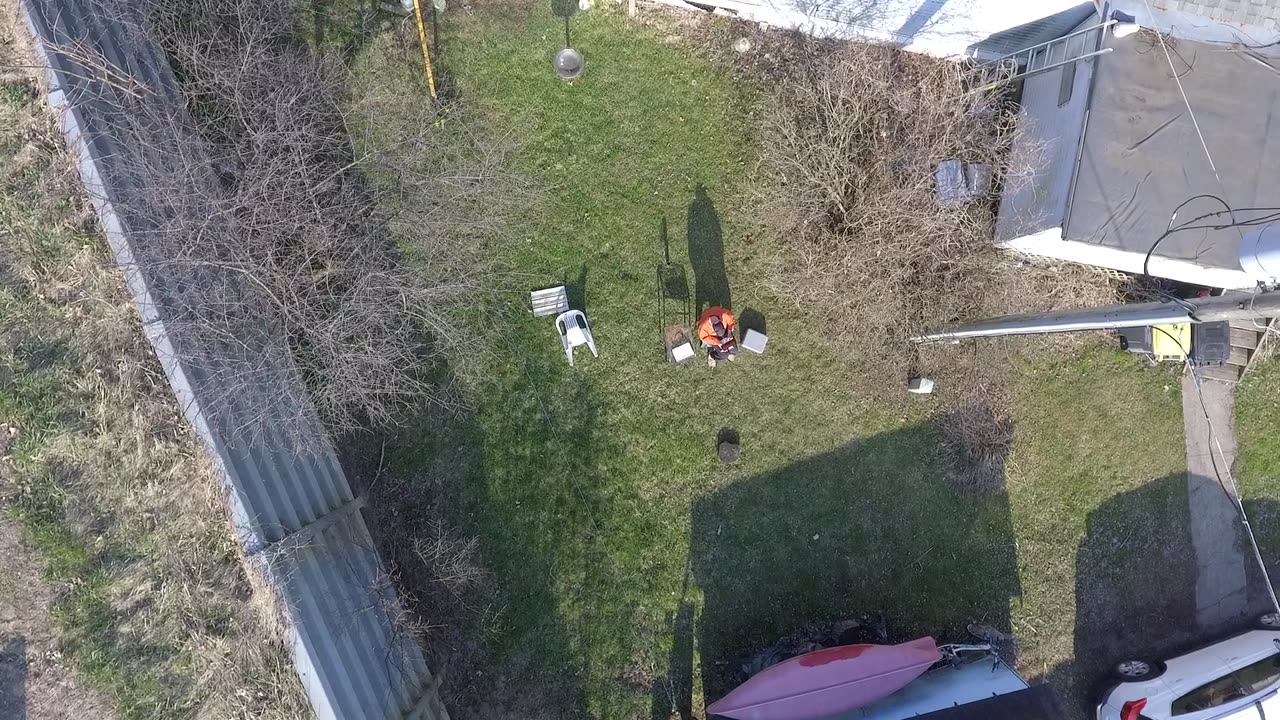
[412,0,437,99]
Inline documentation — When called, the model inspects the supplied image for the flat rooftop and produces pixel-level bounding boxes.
[1064,32,1280,270]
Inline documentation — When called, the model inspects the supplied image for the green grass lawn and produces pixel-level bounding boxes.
[354,6,1194,717]
[1236,357,1280,574]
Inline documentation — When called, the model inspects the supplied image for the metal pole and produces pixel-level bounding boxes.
[412,0,438,99]
[564,16,571,49]
[913,291,1280,343]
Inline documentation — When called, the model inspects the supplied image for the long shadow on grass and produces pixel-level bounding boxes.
[688,185,732,315]
[0,637,25,720]
[1048,475,1279,718]
[684,423,1022,712]
[348,321,629,718]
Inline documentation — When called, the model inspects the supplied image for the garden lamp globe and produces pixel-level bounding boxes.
[550,0,584,80]
[554,47,585,80]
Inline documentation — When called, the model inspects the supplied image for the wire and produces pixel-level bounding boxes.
[1141,201,1280,278]
[1150,324,1280,614]
[1139,0,1225,185]
[1142,194,1235,277]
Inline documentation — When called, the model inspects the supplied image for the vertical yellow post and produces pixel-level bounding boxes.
[412,0,437,99]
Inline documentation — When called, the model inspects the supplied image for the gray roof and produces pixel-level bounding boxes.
[1063,31,1280,271]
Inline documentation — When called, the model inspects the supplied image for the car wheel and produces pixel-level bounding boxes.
[1114,659,1164,682]
[1255,611,1280,630]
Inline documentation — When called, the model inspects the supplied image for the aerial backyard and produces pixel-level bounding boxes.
[361,4,1204,717]
[7,2,1280,720]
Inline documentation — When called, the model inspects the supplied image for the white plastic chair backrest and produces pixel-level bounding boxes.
[558,310,590,346]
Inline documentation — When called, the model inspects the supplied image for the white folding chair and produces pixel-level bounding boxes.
[530,286,569,318]
[555,310,599,366]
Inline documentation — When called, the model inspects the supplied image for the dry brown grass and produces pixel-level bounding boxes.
[756,38,1108,375]
[935,401,1015,495]
[0,4,309,715]
[40,0,533,448]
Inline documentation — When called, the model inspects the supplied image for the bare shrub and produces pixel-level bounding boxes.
[359,468,500,712]
[51,0,531,446]
[936,400,1015,495]
[410,524,487,600]
[759,41,1007,370]
[757,38,1116,381]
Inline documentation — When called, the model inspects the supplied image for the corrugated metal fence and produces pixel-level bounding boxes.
[19,1,448,718]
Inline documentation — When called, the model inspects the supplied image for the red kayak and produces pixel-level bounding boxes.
[707,637,943,720]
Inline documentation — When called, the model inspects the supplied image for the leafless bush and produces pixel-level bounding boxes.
[357,465,500,712]
[52,0,531,446]
[410,524,487,600]
[936,400,1014,495]
[758,39,1108,380]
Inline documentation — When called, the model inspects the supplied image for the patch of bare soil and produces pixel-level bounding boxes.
[0,519,115,720]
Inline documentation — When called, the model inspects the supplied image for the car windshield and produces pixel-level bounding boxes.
[1172,652,1280,715]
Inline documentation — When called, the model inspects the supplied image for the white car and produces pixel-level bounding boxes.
[1098,613,1280,720]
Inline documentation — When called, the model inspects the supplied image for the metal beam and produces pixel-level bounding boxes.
[404,672,448,720]
[254,495,368,557]
[913,291,1280,342]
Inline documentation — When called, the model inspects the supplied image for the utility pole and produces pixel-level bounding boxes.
[913,290,1280,343]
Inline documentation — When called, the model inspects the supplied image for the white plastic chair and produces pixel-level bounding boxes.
[555,310,598,366]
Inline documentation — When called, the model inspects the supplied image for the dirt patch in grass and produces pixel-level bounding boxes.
[0,518,115,720]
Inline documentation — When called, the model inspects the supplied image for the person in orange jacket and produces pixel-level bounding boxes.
[697,306,738,368]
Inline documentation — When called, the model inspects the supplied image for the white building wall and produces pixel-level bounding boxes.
[1002,229,1258,288]
[1110,0,1280,55]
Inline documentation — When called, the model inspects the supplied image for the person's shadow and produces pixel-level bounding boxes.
[0,637,25,720]
[687,185,731,315]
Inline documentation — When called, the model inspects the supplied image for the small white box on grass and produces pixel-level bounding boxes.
[908,377,935,395]
[671,342,695,364]
[742,329,768,354]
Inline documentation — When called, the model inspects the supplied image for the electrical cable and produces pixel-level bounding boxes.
[1141,202,1280,278]
[1140,0,1226,186]
[1142,194,1234,277]
[1150,324,1280,614]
